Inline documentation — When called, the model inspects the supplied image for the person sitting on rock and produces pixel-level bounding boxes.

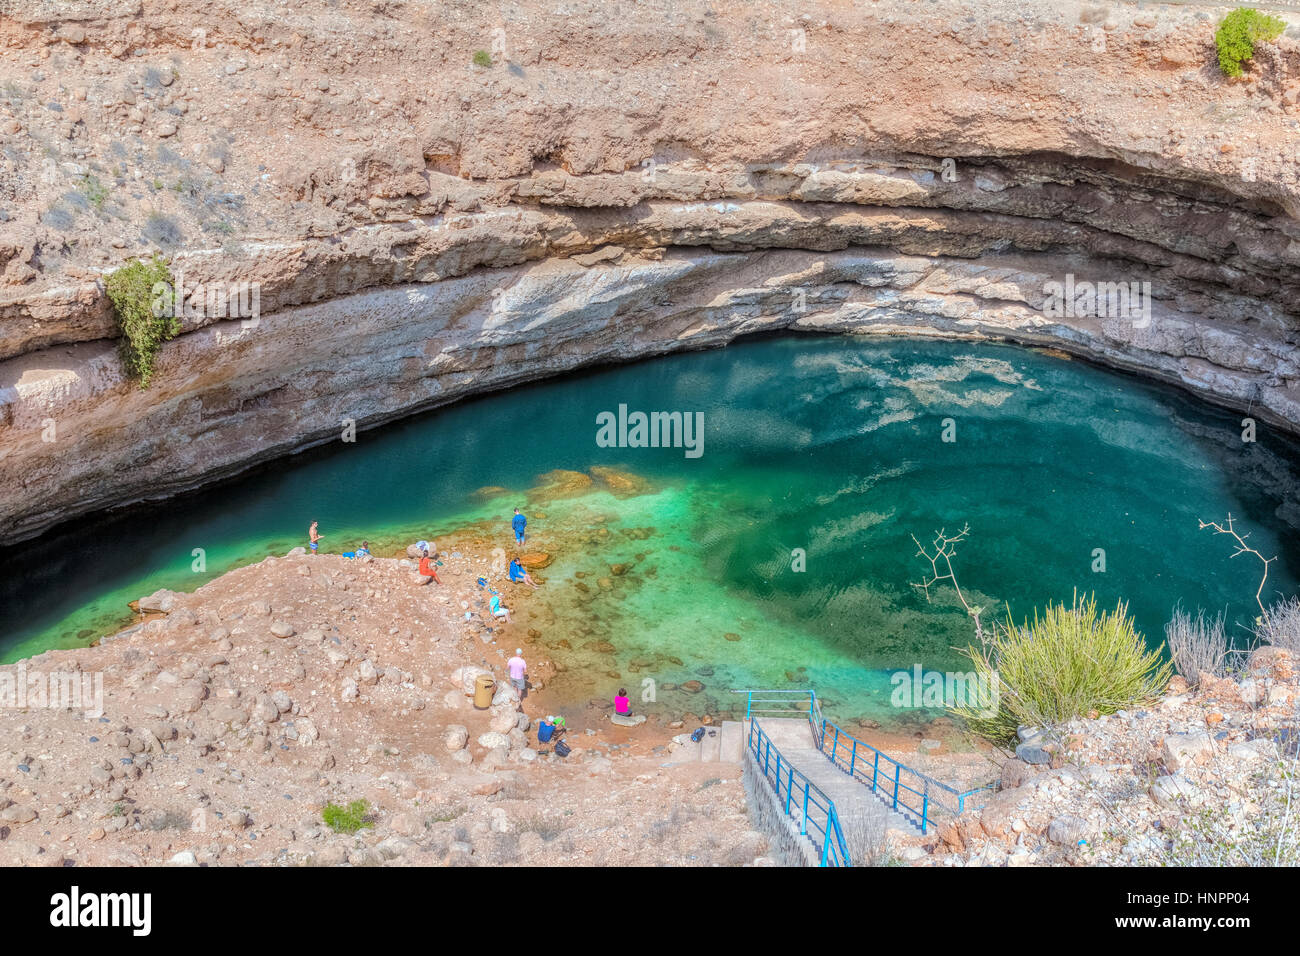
[418,548,441,584]
[356,540,371,557]
[488,589,510,623]
[508,556,540,589]
[615,687,631,717]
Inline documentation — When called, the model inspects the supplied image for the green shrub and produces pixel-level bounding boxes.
[1215,8,1285,77]
[78,174,109,211]
[472,49,492,67]
[104,255,178,389]
[322,799,373,834]
[954,592,1173,744]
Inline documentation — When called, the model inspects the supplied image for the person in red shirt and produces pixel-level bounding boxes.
[418,548,441,584]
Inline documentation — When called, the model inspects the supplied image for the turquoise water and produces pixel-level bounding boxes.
[2,336,1297,726]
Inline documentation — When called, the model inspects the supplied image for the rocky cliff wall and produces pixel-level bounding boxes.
[1,0,1299,540]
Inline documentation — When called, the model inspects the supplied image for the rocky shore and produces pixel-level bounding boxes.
[1,528,1295,866]
[916,647,1299,867]
[0,542,769,866]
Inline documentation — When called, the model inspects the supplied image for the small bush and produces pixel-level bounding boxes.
[1215,8,1285,78]
[472,49,492,67]
[1165,606,1230,684]
[143,211,183,247]
[1257,596,1300,654]
[517,813,564,842]
[955,592,1173,743]
[322,799,373,834]
[79,174,109,211]
[104,255,178,389]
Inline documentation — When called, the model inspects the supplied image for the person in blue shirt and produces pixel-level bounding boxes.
[508,556,540,589]
[512,508,527,545]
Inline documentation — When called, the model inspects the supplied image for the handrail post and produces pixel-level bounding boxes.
[892,763,901,811]
[801,782,809,836]
[849,738,857,778]
[872,751,880,792]
[921,793,929,835]
[820,823,831,866]
[832,725,840,763]
[786,765,794,816]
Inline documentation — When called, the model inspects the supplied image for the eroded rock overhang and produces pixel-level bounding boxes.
[2,152,1299,542]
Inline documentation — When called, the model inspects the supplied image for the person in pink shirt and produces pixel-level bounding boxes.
[506,649,527,699]
[615,687,631,716]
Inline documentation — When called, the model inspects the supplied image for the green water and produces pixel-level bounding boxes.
[2,336,1298,727]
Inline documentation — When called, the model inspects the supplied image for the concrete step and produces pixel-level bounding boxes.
[665,722,737,764]
[718,720,744,763]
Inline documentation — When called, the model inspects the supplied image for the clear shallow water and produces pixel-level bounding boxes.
[2,336,1298,727]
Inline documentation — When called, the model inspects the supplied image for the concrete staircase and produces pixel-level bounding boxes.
[756,717,917,835]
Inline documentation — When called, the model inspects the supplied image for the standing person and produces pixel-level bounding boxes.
[506,648,527,700]
[512,508,527,546]
[309,521,323,555]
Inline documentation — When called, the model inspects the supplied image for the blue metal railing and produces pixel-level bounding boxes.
[745,718,851,867]
[817,718,995,833]
[734,688,995,836]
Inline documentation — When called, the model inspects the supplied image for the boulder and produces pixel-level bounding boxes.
[1162,732,1212,771]
[1014,740,1052,765]
[443,725,469,751]
[1226,739,1271,763]
[1248,645,1294,680]
[1150,774,1202,808]
[477,732,510,750]
[1047,814,1092,845]
[979,789,1023,840]
[1000,759,1038,789]
[450,666,492,696]
[405,540,437,559]
[137,589,179,613]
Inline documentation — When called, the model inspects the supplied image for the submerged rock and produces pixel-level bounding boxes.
[530,470,593,499]
[589,466,651,497]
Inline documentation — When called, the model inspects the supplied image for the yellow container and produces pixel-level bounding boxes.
[473,674,495,709]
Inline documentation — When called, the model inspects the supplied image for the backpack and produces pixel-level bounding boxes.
[554,739,571,758]
[690,727,706,743]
